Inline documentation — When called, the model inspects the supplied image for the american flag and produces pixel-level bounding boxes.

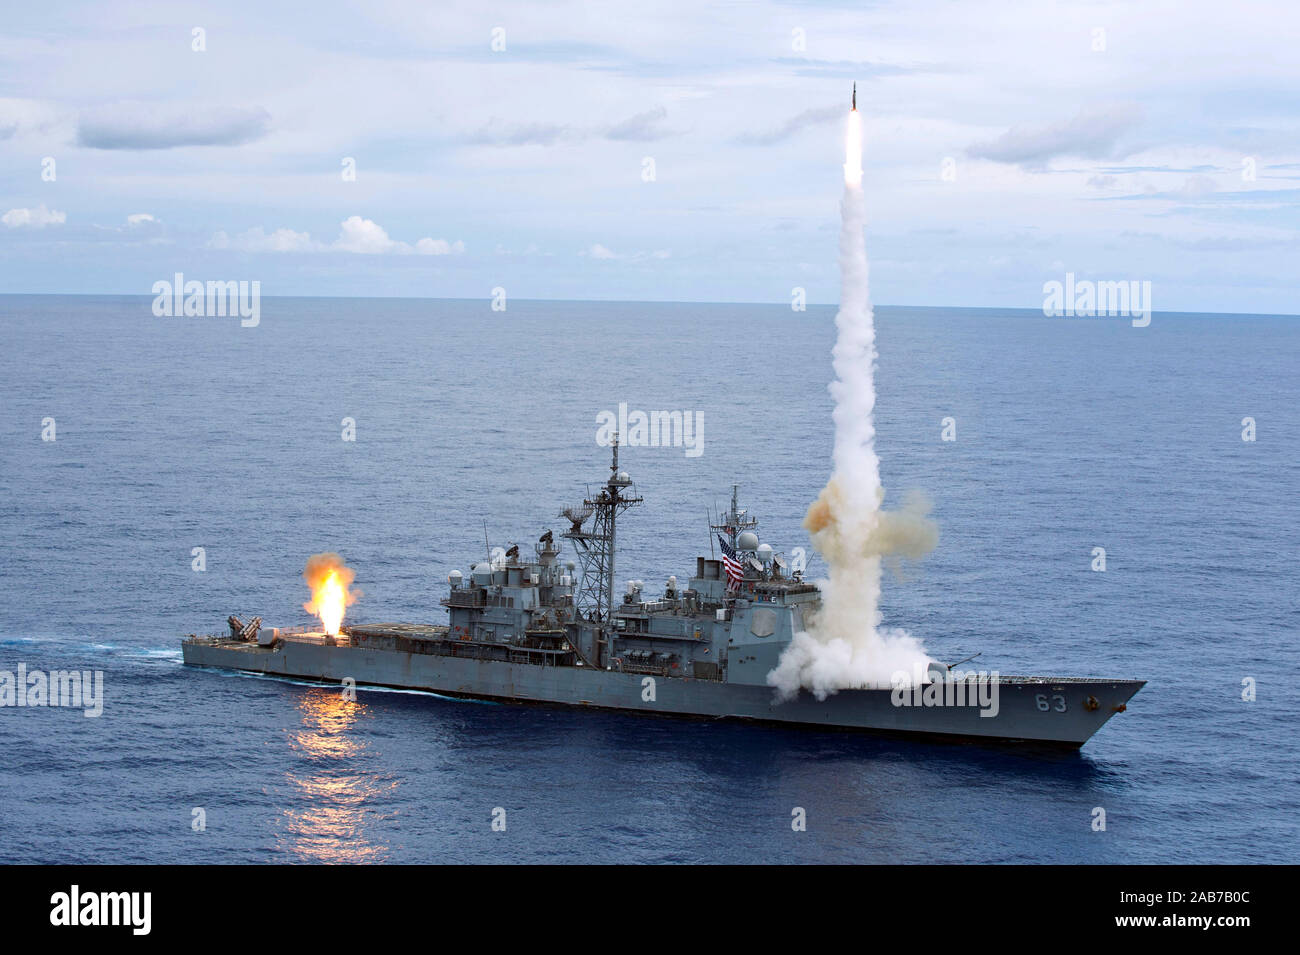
[717,535,743,591]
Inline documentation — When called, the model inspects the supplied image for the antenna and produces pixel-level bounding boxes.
[709,482,757,553]
[561,432,642,639]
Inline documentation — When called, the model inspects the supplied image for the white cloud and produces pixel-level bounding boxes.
[582,243,670,261]
[414,237,465,255]
[967,103,1144,166]
[468,106,673,147]
[210,217,463,256]
[211,226,317,252]
[0,97,64,140]
[604,106,671,142]
[734,105,842,145]
[2,204,66,228]
[1086,175,1120,190]
[126,213,158,226]
[493,243,552,258]
[334,216,398,254]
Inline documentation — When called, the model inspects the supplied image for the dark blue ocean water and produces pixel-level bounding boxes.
[0,295,1296,864]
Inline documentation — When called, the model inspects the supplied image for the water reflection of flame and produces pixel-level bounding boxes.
[278,688,394,863]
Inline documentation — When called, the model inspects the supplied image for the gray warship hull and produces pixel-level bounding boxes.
[182,633,1143,747]
[184,443,1145,748]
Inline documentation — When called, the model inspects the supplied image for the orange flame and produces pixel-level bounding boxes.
[302,552,358,636]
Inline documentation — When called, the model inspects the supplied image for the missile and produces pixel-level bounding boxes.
[851,82,856,111]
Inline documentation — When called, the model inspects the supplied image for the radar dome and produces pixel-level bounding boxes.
[756,543,773,561]
[738,531,759,552]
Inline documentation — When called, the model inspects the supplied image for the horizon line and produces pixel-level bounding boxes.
[2,289,1300,319]
[0,291,1296,319]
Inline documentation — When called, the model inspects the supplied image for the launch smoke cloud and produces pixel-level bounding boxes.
[767,103,938,702]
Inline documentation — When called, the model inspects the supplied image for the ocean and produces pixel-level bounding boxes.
[0,295,1296,863]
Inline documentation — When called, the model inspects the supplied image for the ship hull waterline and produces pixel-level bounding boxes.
[182,638,1144,748]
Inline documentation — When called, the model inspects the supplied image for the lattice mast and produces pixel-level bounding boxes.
[561,434,642,630]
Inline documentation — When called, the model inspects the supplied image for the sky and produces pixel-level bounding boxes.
[1,0,1297,312]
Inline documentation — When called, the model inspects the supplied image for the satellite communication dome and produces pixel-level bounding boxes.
[756,543,773,561]
[738,531,760,552]
[615,470,630,484]
[448,569,463,583]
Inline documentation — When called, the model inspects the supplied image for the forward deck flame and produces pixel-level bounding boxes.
[302,552,357,636]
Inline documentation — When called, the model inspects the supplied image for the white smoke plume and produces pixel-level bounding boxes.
[767,107,938,702]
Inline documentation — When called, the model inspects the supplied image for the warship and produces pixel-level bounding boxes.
[182,438,1144,747]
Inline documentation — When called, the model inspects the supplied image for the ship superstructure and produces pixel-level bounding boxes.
[372,436,815,685]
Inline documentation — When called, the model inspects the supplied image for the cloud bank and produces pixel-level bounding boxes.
[967,103,1144,165]
[77,103,272,150]
[211,216,464,256]
[734,105,842,145]
[3,204,65,228]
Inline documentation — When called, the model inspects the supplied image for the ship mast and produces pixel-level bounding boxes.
[710,483,757,552]
[708,484,758,604]
[562,434,642,632]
